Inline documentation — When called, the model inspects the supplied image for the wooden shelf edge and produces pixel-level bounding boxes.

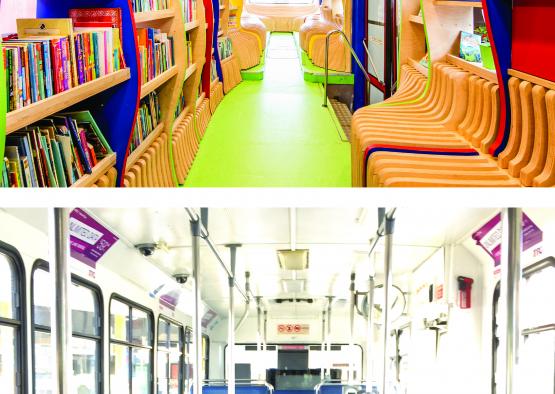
[196,93,206,108]
[434,1,482,7]
[409,15,424,24]
[184,20,200,31]
[210,78,220,89]
[172,106,192,131]
[447,54,497,83]
[140,66,178,98]
[72,153,117,188]
[218,30,223,37]
[408,58,428,76]
[508,69,555,91]
[6,69,131,134]
[125,122,165,171]
[134,9,176,24]
[185,63,198,82]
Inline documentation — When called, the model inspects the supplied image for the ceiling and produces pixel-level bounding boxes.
[86,207,499,315]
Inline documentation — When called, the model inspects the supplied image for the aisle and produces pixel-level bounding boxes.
[184,33,351,187]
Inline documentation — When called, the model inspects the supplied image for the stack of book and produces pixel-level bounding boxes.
[2,111,112,187]
[183,0,197,23]
[3,14,126,112]
[137,28,175,84]
[210,58,218,81]
[130,91,161,152]
[175,84,187,118]
[217,36,232,60]
[132,0,171,13]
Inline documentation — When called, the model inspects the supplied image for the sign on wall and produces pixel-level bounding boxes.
[277,324,310,335]
[69,208,119,269]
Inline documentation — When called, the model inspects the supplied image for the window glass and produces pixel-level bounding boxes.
[157,352,169,394]
[110,344,130,394]
[71,283,99,336]
[0,325,17,393]
[131,308,151,346]
[132,348,151,394]
[34,330,54,394]
[158,319,169,350]
[111,300,130,341]
[33,268,52,327]
[0,255,16,319]
[168,351,180,394]
[72,337,99,394]
[169,324,180,354]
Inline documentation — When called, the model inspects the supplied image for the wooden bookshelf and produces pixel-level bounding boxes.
[140,66,179,99]
[409,15,424,24]
[185,20,200,31]
[196,92,206,108]
[447,54,497,83]
[434,1,482,7]
[134,9,176,24]
[125,122,165,171]
[409,58,429,76]
[173,105,192,130]
[6,68,131,134]
[72,153,117,188]
[508,69,555,91]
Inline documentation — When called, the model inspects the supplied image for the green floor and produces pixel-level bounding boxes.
[184,33,351,187]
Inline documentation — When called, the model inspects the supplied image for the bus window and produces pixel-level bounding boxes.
[70,279,102,394]
[32,264,103,394]
[157,317,184,394]
[0,251,24,394]
[109,297,153,394]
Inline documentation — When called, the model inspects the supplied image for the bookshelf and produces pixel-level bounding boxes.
[72,152,117,187]
[140,66,180,99]
[399,0,428,75]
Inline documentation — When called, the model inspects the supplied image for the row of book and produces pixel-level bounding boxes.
[175,83,187,118]
[217,36,232,60]
[210,58,218,82]
[2,111,112,187]
[3,15,126,112]
[132,0,171,13]
[183,0,197,23]
[130,91,162,153]
[138,28,175,85]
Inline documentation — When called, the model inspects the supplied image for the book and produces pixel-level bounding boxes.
[137,27,174,84]
[459,31,482,63]
[130,91,161,153]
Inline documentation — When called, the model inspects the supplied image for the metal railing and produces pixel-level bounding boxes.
[322,30,379,108]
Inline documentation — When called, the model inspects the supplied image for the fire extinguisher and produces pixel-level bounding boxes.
[457,276,474,309]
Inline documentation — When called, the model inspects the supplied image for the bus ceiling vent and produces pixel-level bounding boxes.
[277,249,309,270]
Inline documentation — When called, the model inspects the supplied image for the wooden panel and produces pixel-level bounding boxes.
[447,54,497,83]
[72,153,117,188]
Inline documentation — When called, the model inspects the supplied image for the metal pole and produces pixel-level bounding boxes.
[49,208,70,394]
[191,218,203,394]
[323,34,330,107]
[381,214,395,394]
[349,273,356,383]
[365,276,375,392]
[263,311,268,351]
[227,245,240,394]
[321,310,326,379]
[326,296,333,378]
[500,208,522,394]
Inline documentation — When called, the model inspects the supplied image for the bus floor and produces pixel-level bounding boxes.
[184,32,351,187]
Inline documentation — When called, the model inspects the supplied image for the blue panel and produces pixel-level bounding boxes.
[484,0,512,156]
[351,0,367,110]
[36,0,140,185]
[212,0,223,81]
[203,385,270,394]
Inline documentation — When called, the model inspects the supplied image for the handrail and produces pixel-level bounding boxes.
[322,29,373,108]
[523,256,554,279]
[202,379,274,394]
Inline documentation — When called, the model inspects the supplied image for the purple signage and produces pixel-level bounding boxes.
[472,212,542,266]
[70,208,119,268]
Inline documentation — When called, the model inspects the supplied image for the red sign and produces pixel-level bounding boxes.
[277,324,310,335]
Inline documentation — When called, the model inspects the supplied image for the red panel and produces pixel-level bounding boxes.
[512,0,555,82]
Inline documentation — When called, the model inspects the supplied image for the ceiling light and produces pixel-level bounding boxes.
[277,249,309,270]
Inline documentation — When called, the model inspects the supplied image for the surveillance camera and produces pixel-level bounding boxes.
[135,243,157,257]
[174,274,189,284]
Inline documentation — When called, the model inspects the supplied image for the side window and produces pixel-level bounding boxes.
[0,250,25,394]
[109,297,153,394]
[157,317,184,394]
[202,334,210,380]
[32,263,103,394]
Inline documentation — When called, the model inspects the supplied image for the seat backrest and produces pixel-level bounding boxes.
[203,385,269,394]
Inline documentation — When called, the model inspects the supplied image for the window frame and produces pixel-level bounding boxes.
[156,315,184,394]
[108,294,155,394]
[0,241,28,394]
[30,260,104,394]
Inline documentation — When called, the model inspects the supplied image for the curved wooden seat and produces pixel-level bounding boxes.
[299,6,335,52]
[352,60,555,187]
[241,12,267,50]
[229,28,262,70]
[245,3,317,32]
[172,113,198,184]
[221,55,243,93]
[210,80,225,113]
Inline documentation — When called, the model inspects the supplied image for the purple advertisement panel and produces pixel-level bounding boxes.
[472,212,542,266]
[70,208,119,268]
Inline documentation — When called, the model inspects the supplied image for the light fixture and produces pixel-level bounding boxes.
[277,249,309,270]
[281,279,306,293]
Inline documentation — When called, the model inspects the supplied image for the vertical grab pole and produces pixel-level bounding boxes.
[349,273,356,383]
[381,214,395,394]
[365,274,375,391]
[323,33,330,108]
[263,310,268,350]
[326,296,333,378]
[321,310,327,379]
[500,208,522,394]
[191,218,203,394]
[226,245,240,394]
[49,208,70,394]
[256,297,262,379]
